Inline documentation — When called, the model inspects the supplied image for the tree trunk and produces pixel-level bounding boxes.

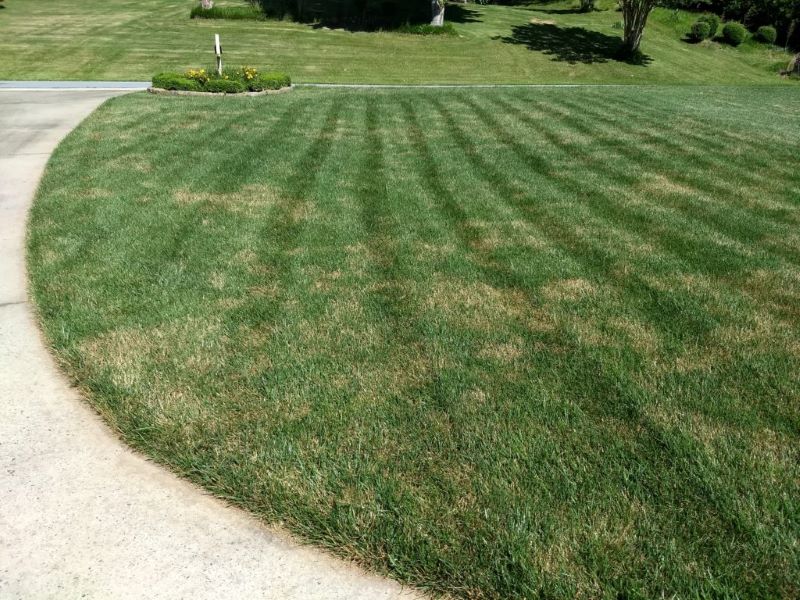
[620,0,654,55]
[431,0,445,27]
[792,53,800,76]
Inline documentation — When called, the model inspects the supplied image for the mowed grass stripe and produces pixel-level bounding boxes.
[510,91,800,321]
[521,95,789,276]
[478,91,795,322]
[429,92,722,351]
[548,92,800,233]
[28,87,800,599]
[418,91,800,592]
[430,90,798,437]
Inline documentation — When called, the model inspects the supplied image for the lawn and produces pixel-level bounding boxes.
[0,0,795,83]
[28,86,800,598]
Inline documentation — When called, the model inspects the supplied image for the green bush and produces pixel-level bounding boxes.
[722,22,747,46]
[689,21,711,42]
[204,79,246,93]
[152,67,291,93]
[755,26,777,45]
[249,72,292,91]
[697,14,719,39]
[190,5,263,20]
[396,22,457,35]
[152,73,201,92]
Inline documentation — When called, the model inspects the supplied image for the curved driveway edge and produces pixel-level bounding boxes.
[0,90,419,600]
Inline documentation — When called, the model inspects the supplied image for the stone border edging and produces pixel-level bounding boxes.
[147,85,293,97]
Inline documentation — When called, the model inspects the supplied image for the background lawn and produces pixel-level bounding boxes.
[28,86,800,598]
[0,0,795,83]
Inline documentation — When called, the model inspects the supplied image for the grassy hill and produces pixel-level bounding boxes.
[0,0,794,84]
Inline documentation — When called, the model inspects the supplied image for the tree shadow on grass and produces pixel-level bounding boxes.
[499,22,652,65]
[446,4,482,24]
[534,8,594,14]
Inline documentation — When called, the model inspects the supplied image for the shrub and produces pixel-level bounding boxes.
[755,26,777,45]
[249,72,292,91]
[152,73,201,92]
[697,14,719,39]
[689,21,711,42]
[152,68,291,93]
[204,79,246,93]
[722,22,747,46]
[396,22,457,35]
[190,5,263,20]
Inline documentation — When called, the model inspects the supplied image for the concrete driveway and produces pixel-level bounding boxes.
[0,90,418,600]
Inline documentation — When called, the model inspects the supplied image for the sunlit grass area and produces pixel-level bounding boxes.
[0,0,794,83]
[28,86,800,598]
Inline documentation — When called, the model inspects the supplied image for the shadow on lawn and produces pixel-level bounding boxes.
[446,4,482,24]
[533,8,595,14]
[307,3,481,31]
[499,22,652,65]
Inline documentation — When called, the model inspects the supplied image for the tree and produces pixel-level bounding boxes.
[579,0,596,12]
[620,0,658,54]
[431,0,445,26]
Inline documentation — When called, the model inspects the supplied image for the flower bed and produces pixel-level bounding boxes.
[151,67,291,95]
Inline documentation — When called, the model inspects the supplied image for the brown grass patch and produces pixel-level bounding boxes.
[541,278,597,302]
[174,184,281,214]
[608,317,661,356]
[77,318,227,423]
[478,338,524,361]
[425,277,528,330]
[105,154,152,174]
[312,269,343,292]
[209,271,226,290]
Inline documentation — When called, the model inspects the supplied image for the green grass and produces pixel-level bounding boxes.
[0,0,795,83]
[28,86,800,598]
[189,4,264,20]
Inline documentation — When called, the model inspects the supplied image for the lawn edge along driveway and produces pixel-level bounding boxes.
[0,89,419,600]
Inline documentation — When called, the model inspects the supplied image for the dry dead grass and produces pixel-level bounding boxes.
[174,184,281,214]
[541,278,597,302]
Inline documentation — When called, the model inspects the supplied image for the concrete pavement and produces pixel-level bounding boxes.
[0,90,419,600]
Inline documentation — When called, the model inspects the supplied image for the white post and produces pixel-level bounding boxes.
[214,34,222,76]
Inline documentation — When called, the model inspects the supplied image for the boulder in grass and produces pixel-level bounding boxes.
[783,54,800,77]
